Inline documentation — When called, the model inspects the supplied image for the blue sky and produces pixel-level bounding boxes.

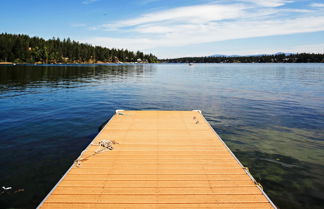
[1,0,324,58]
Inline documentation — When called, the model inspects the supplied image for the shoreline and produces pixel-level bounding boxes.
[2,62,324,65]
[0,61,150,65]
[0,62,14,65]
[2,60,324,66]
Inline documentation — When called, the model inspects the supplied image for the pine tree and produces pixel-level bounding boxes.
[0,33,158,63]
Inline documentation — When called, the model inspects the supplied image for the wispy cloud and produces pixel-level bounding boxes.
[310,3,324,8]
[290,43,324,53]
[241,0,293,7]
[101,4,246,29]
[193,42,324,58]
[82,0,98,5]
[83,0,324,54]
[85,16,324,49]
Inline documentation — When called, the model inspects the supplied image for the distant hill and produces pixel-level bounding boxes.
[210,52,294,57]
[274,52,294,56]
[210,54,240,57]
[161,53,324,63]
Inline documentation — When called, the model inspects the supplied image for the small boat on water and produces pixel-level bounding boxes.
[189,63,193,66]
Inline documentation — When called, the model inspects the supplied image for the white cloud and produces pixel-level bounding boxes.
[310,3,324,7]
[290,43,324,53]
[82,0,324,56]
[210,43,324,56]
[100,4,246,30]
[84,37,155,50]
[84,16,324,50]
[241,0,292,7]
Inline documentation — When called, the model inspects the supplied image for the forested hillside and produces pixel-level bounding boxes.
[0,33,158,63]
[162,53,324,63]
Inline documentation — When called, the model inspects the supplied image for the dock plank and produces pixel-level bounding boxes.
[38,110,275,209]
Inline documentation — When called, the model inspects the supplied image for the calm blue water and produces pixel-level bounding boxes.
[0,63,324,209]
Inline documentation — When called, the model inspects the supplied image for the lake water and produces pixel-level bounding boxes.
[0,63,323,209]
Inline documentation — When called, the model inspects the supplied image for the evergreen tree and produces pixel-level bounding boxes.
[0,33,158,63]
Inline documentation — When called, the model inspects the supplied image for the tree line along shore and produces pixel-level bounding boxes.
[0,33,158,64]
[1,33,324,65]
[161,53,324,63]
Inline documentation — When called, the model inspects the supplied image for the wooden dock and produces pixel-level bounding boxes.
[38,110,276,209]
